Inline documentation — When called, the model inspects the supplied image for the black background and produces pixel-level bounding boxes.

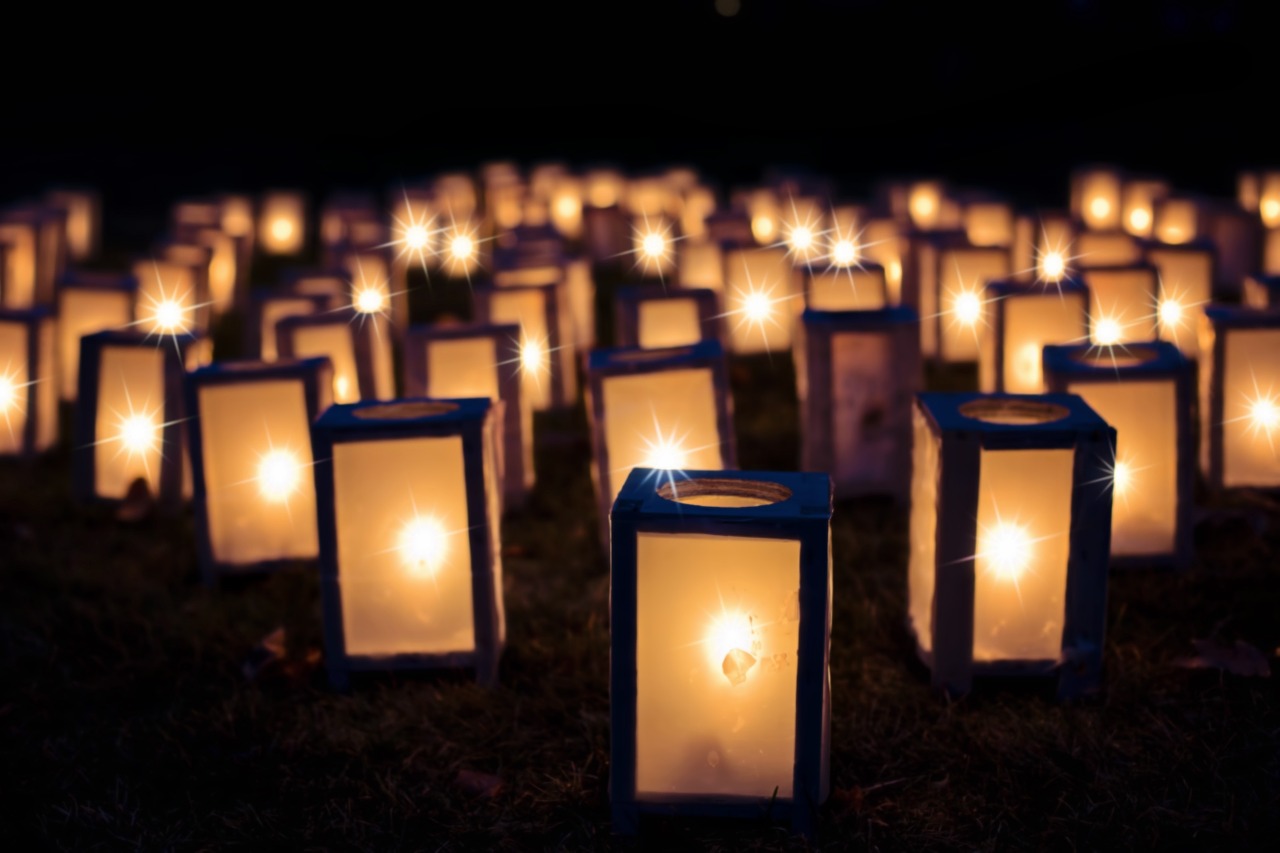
[2,0,1267,250]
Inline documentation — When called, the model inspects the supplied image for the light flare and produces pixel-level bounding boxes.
[257,448,302,503]
[398,515,449,577]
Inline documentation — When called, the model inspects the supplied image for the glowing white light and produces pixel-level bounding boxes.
[449,234,475,261]
[555,195,578,218]
[1089,196,1111,220]
[270,218,294,242]
[641,232,666,259]
[1113,459,1134,496]
[398,516,448,577]
[258,449,301,503]
[354,287,386,314]
[1042,250,1066,281]
[1251,396,1280,432]
[705,610,756,685]
[119,414,158,454]
[1158,298,1183,329]
[978,521,1034,582]
[831,238,857,266]
[333,375,353,402]
[744,291,773,322]
[789,224,814,251]
[751,214,775,243]
[1094,317,1123,345]
[520,339,546,373]
[909,191,936,222]
[404,224,429,250]
[1262,198,1280,222]
[953,291,982,326]
[0,376,14,413]
[642,436,688,470]
[152,299,185,332]
[1128,208,1151,231]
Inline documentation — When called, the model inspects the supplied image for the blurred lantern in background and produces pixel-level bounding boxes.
[245,290,332,362]
[276,309,394,404]
[55,271,136,401]
[472,280,576,411]
[614,285,721,350]
[0,307,56,457]
[916,236,1010,363]
[1199,306,1280,492]
[1120,177,1168,239]
[1071,165,1124,231]
[1152,195,1206,246]
[1082,265,1159,346]
[46,188,101,261]
[1145,241,1215,359]
[259,191,307,255]
[979,278,1090,394]
[722,245,798,354]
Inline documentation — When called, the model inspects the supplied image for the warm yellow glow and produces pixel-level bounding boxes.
[641,232,666,259]
[909,190,936,222]
[270,217,294,242]
[744,291,773,322]
[1158,298,1183,329]
[520,339,546,373]
[751,214,775,243]
[153,299,185,332]
[705,610,756,686]
[334,375,352,402]
[831,238,857,266]
[257,449,302,503]
[1262,199,1280,222]
[788,224,814,251]
[354,287,386,314]
[642,436,688,470]
[449,234,475,261]
[953,291,982,326]
[1113,459,1134,496]
[1095,317,1122,345]
[555,195,578,218]
[0,375,14,413]
[1043,250,1066,281]
[1128,208,1151,232]
[404,224,429,250]
[1089,196,1111,220]
[398,516,448,577]
[1251,396,1280,432]
[978,520,1034,582]
[119,413,158,455]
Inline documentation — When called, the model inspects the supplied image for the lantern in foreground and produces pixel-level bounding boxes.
[1198,306,1280,491]
[55,271,136,401]
[614,285,720,349]
[796,306,920,500]
[1082,265,1158,346]
[722,245,798,354]
[259,191,306,255]
[313,398,505,689]
[246,290,331,362]
[472,280,577,410]
[73,330,209,509]
[404,322,533,507]
[0,308,56,457]
[1145,242,1214,359]
[276,309,395,404]
[185,357,333,584]
[908,392,1114,697]
[1243,274,1280,310]
[609,468,833,837]
[916,238,1010,362]
[587,341,736,545]
[1043,342,1193,569]
[978,278,1089,394]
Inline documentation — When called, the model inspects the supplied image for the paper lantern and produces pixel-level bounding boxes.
[916,237,1010,362]
[1239,171,1261,215]
[246,290,331,362]
[472,280,576,411]
[804,262,888,312]
[1082,265,1159,346]
[676,239,724,291]
[1071,166,1124,232]
[609,468,833,836]
[1152,196,1205,245]
[908,392,1114,697]
[185,357,333,584]
[679,184,716,242]
[46,189,101,261]
[627,213,678,280]
[1,207,65,308]
[962,199,1014,248]
[191,227,239,316]
[1260,172,1280,229]
[55,271,135,401]
[1120,178,1168,239]
[259,191,307,255]
[902,180,959,231]
[564,256,597,351]
[339,247,408,388]
[587,341,736,545]
[796,306,920,500]
[132,255,207,339]
[312,398,505,689]
[858,218,909,305]
[614,286,720,349]
[0,308,56,457]
[1012,212,1075,285]
[1198,306,1280,491]
[1074,231,1142,268]
[404,322,533,507]
[1043,341,1193,569]
[549,175,584,239]
[979,279,1090,394]
[160,242,213,326]
[276,308,394,404]
[73,330,209,509]
[1243,274,1280,309]
[1145,241,1215,359]
[722,245,798,354]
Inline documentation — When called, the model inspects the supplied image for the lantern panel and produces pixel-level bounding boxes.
[985,288,1089,394]
[259,192,306,255]
[565,257,596,350]
[0,221,36,308]
[634,531,800,799]
[289,322,361,404]
[1074,169,1123,231]
[638,298,702,349]
[807,267,887,312]
[859,220,906,304]
[723,246,796,354]
[57,286,133,400]
[1264,229,1280,276]
[1222,328,1280,488]
[964,201,1014,248]
[94,346,165,498]
[1243,274,1280,309]
[1075,231,1142,268]
[907,406,940,653]
[133,258,200,336]
[333,436,475,657]
[1148,245,1213,359]
[832,331,897,487]
[1083,266,1158,345]
[260,296,324,362]
[1153,198,1200,244]
[429,337,500,401]
[677,240,724,291]
[0,320,32,454]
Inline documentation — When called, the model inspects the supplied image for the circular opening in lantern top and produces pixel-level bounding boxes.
[959,398,1070,426]
[1069,344,1161,368]
[657,477,792,508]
[611,346,695,363]
[352,401,460,420]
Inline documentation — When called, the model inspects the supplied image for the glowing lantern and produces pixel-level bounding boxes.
[1074,230,1142,268]
[259,191,306,255]
[1239,171,1261,215]
[549,175,584,239]
[189,227,239,315]
[805,262,888,312]
[435,173,479,222]
[963,199,1014,248]
[46,189,101,261]
[722,245,798,354]
[0,308,56,457]
[161,242,213,327]
[404,322,533,508]
[978,278,1090,394]
[246,290,331,362]
[615,286,720,350]
[1043,341,1193,569]
[908,392,1114,697]
[1243,274,1280,310]
[340,246,407,381]
[858,217,909,305]
[55,271,136,401]
[564,257,597,351]
[1120,178,1168,239]
[587,341,736,546]
[1,207,66,308]
[1071,166,1123,231]
[609,468,833,836]
[437,218,484,280]
[185,357,333,584]
[796,306,920,499]
[1145,242,1215,359]
[676,239,724,291]
[679,184,716,241]
[1260,172,1280,229]
[1012,211,1074,285]
[1198,306,1280,491]
[1152,196,1205,245]
[901,180,958,231]
[916,238,1010,362]
[72,330,209,509]
[313,398,505,688]
[284,269,348,309]
[628,214,677,279]
[472,280,577,411]
[276,309,395,404]
[742,188,781,245]
[131,256,205,338]
[1082,265,1159,346]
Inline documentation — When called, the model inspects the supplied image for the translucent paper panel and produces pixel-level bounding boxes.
[907,407,939,653]
[259,193,305,254]
[261,297,322,362]
[601,368,723,504]
[334,436,475,657]
[0,223,36,308]
[487,289,551,411]
[59,289,132,400]
[565,258,596,349]
[94,346,165,498]
[938,249,1008,362]
[965,203,1014,248]
[635,532,800,799]
[678,240,724,290]
[1070,379,1176,555]
[807,269,887,312]
[291,323,360,404]
[1075,232,1141,268]
[1153,199,1198,244]
[831,332,895,487]
[1222,329,1280,488]
[1077,172,1122,231]
[860,221,904,304]
[198,380,318,565]
[427,337,500,401]
[1084,268,1158,345]
[1149,249,1212,359]
[366,315,396,400]
[0,322,30,453]
[973,449,1072,662]
[133,259,197,335]
[638,299,702,349]
[1000,293,1087,393]
[724,247,795,354]
[200,229,237,314]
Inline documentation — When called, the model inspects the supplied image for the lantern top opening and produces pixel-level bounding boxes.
[959,399,1070,426]
[316,396,491,432]
[656,476,792,508]
[352,401,459,421]
[917,392,1112,442]
[589,339,724,374]
[613,468,831,522]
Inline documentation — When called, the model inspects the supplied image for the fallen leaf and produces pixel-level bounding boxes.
[115,478,153,523]
[1174,639,1271,678]
[242,627,287,682]
[455,769,503,799]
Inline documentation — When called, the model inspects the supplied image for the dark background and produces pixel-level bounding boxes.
[1,0,1267,247]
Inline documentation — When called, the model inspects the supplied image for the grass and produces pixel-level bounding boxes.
[3,265,1279,851]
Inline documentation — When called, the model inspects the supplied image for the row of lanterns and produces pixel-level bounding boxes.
[2,160,1280,836]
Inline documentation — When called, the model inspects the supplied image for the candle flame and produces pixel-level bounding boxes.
[1158,298,1183,329]
[744,291,773,322]
[1251,396,1280,432]
[354,286,386,315]
[1262,198,1280,224]
[977,520,1034,583]
[1128,207,1151,232]
[642,435,688,470]
[0,374,15,414]
[705,610,756,686]
[119,413,159,455]
[258,448,302,503]
[270,217,294,242]
[641,231,666,259]
[751,214,775,243]
[1094,316,1123,346]
[398,515,448,577]
[449,233,475,261]
[788,224,814,251]
[152,299,187,334]
[404,224,429,250]
[1089,196,1111,220]
[520,338,546,374]
[952,291,983,326]
[831,237,858,266]
[1113,459,1134,496]
[1042,250,1066,281]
